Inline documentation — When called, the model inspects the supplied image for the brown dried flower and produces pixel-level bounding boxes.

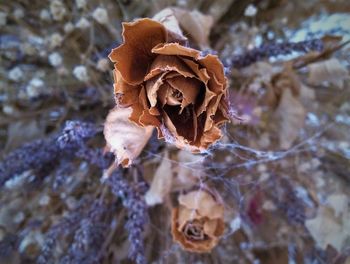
[109,18,229,152]
[171,189,225,253]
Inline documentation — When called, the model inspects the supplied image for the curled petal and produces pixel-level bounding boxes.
[166,76,201,110]
[113,70,140,106]
[104,107,153,167]
[146,72,167,107]
[109,19,167,85]
[144,55,195,81]
[179,190,224,219]
[181,57,210,84]
[152,43,200,58]
[199,54,227,91]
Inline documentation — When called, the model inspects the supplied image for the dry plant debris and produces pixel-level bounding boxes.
[0,0,350,263]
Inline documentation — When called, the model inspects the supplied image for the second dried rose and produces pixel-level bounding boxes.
[172,189,225,253]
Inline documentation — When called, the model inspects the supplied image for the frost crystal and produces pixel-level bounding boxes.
[8,67,23,81]
[40,9,51,21]
[75,0,87,9]
[61,25,72,35]
[2,105,15,115]
[73,65,89,82]
[97,58,110,72]
[50,0,67,21]
[92,7,109,25]
[244,4,257,17]
[49,52,63,67]
[48,33,63,48]
[27,78,44,98]
[75,17,90,29]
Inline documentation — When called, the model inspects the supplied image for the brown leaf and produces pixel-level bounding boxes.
[172,150,202,191]
[104,107,153,167]
[306,194,350,251]
[308,58,349,88]
[152,8,187,43]
[292,35,348,69]
[144,151,173,206]
[153,8,214,49]
[275,88,306,149]
[174,8,214,49]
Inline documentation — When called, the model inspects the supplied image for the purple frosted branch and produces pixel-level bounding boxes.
[0,137,60,186]
[75,146,113,169]
[226,38,324,69]
[0,120,111,188]
[60,200,112,264]
[37,197,93,264]
[57,120,100,149]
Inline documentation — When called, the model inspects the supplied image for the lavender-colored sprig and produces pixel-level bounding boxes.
[57,120,100,149]
[60,200,112,264]
[0,121,110,187]
[106,170,147,264]
[226,38,324,69]
[76,146,113,169]
[0,137,59,186]
[37,197,94,264]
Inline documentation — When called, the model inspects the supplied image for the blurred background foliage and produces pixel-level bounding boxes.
[0,0,350,263]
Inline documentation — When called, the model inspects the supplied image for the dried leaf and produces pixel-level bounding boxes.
[152,8,187,43]
[266,67,301,109]
[172,150,203,191]
[153,8,214,49]
[306,194,350,251]
[174,8,214,49]
[299,83,315,105]
[145,151,173,206]
[275,88,306,149]
[292,35,348,69]
[104,107,153,167]
[207,0,236,22]
[308,58,349,88]
[145,149,204,206]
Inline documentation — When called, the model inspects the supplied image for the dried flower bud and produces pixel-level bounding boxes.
[109,17,230,153]
[172,189,225,253]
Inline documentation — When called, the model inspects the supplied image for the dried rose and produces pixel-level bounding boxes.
[109,18,229,152]
[171,189,225,253]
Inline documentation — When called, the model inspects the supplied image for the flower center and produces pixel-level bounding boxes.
[172,89,183,100]
[183,220,208,241]
[166,87,183,106]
